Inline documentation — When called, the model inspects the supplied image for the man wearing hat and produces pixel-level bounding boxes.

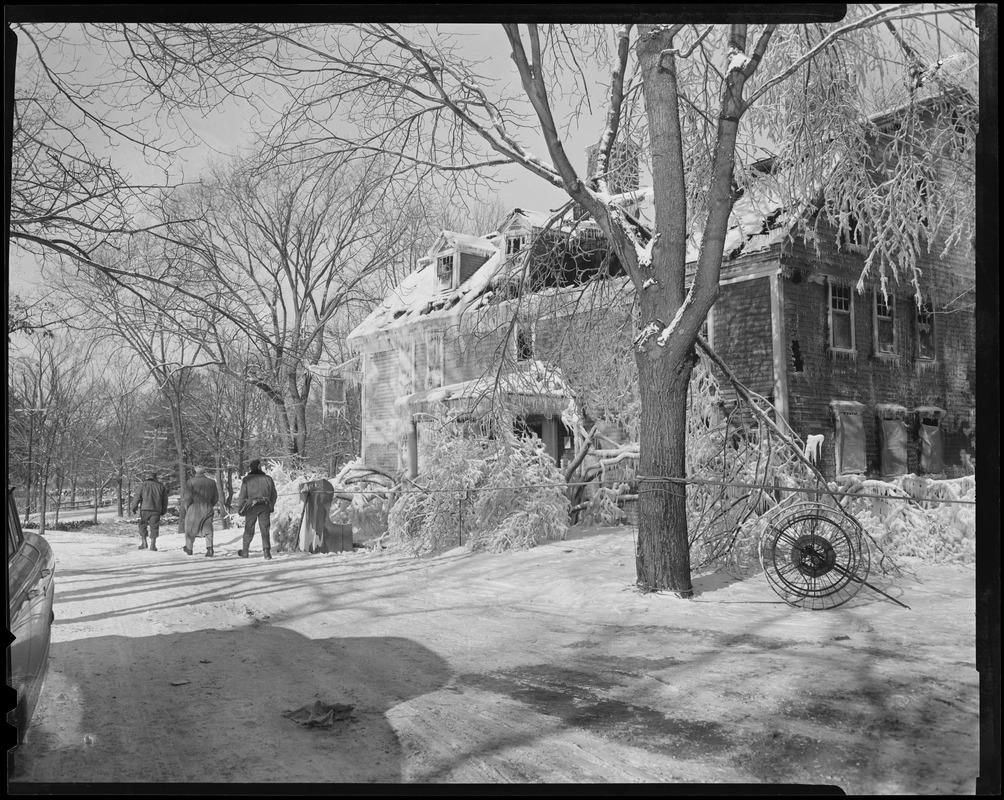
[236,459,278,560]
[180,466,219,557]
[131,470,169,551]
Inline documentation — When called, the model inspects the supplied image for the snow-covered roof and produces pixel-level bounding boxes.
[684,177,800,264]
[396,361,573,417]
[431,230,497,256]
[348,242,516,342]
[347,210,574,343]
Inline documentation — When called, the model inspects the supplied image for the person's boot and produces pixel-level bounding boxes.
[263,548,272,561]
[237,548,248,558]
[205,547,214,557]
[138,537,148,550]
[150,537,158,551]
[183,545,193,555]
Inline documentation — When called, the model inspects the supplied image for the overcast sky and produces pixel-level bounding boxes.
[8,20,615,297]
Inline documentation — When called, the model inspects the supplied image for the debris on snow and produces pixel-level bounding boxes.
[282,700,355,729]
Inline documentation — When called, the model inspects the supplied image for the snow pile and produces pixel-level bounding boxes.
[327,459,396,541]
[834,474,976,565]
[387,421,568,557]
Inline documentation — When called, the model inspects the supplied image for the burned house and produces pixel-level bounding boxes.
[345,211,618,475]
[347,97,974,482]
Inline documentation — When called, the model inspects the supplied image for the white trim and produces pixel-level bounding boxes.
[827,281,856,353]
[716,263,780,285]
[769,272,789,424]
[872,288,897,356]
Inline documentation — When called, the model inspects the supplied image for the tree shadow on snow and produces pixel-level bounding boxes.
[9,627,451,789]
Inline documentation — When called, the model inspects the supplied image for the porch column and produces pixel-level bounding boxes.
[407,420,419,479]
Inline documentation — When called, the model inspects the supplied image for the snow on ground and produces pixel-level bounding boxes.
[9,519,979,790]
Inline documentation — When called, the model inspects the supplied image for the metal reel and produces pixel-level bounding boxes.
[759,505,871,610]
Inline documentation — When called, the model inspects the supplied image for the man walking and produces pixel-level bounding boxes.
[131,470,169,551]
[236,459,278,560]
[181,466,219,557]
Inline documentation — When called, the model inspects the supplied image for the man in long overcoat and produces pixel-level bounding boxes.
[181,466,219,557]
[236,459,278,560]
[131,470,169,551]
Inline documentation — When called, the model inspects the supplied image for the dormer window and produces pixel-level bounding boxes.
[436,253,455,291]
[505,235,526,257]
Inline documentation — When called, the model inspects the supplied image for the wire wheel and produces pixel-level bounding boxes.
[759,506,871,610]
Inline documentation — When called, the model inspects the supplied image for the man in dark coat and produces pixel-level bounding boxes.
[181,466,219,557]
[236,459,278,560]
[131,470,169,551]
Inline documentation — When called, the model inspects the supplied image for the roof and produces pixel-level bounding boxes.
[347,246,507,342]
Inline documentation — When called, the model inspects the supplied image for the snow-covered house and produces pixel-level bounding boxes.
[347,95,975,481]
[346,209,617,475]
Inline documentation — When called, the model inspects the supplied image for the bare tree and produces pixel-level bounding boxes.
[51,234,223,522]
[162,12,970,593]
[165,151,426,459]
[10,10,979,593]
[8,332,99,534]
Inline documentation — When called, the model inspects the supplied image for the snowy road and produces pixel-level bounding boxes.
[8,520,980,790]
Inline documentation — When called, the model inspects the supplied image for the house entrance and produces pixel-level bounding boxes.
[515,414,571,466]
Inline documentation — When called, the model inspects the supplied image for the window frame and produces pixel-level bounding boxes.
[872,289,897,357]
[915,294,937,362]
[505,234,527,258]
[436,251,456,291]
[426,331,445,389]
[828,281,856,354]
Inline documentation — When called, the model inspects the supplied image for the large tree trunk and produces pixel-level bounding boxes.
[634,348,696,596]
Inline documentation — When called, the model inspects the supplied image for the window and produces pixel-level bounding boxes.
[505,235,526,257]
[916,296,936,361]
[426,332,444,389]
[828,282,855,352]
[873,290,896,355]
[324,376,346,405]
[436,254,455,290]
[515,322,534,363]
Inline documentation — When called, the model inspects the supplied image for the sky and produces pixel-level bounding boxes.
[7,20,607,297]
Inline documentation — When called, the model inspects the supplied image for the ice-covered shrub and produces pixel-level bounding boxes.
[467,434,570,553]
[387,419,568,556]
[579,484,628,527]
[837,474,975,565]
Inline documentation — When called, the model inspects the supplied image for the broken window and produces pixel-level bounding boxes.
[515,322,534,363]
[790,339,804,373]
[916,296,936,361]
[505,234,526,257]
[873,290,896,355]
[436,254,454,290]
[828,282,855,352]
